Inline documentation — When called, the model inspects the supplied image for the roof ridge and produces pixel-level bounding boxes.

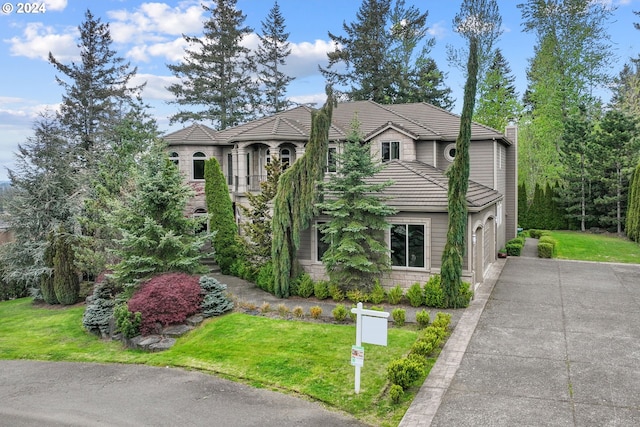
[374,102,442,137]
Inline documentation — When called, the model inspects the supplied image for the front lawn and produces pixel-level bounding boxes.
[0,298,428,426]
[549,231,640,264]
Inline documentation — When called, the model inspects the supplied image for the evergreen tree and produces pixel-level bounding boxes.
[611,60,640,118]
[517,0,614,189]
[272,88,334,298]
[40,230,58,304]
[316,116,397,291]
[79,103,159,279]
[167,0,258,129]
[205,157,241,274]
[255,1,294,115]
[1,115,80,289]
[110,143,208,285]
[239,157,283,266]
[474,49,521,131]
[517,182,529,229]
[626,161,640,242]
[321,0,394,102]
[590,110,639,234]
[49,9,141,159]
[441,0,501,308]
[558,107,593,231]
[53,226,80,305]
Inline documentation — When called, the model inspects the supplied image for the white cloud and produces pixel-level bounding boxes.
[131,73,179,101]
[7,22,77,61]
[108,2,204,45]
[146,37,190,62]
[286,39,334,78]
[428,22,447,40]
[289,93,327,108]
[44,0,67,12]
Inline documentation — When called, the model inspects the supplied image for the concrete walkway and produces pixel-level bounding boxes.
[401,238,640,426]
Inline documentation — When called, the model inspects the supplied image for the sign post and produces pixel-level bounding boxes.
[350,302,389,394]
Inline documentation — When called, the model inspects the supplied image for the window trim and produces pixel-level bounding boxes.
[192,152,207,180]
[381,141,400,162]
[388,219,430,270]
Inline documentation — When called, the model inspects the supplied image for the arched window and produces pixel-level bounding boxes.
[193,208,208,234]
[281,148,291,168]
[193,152,206,180]
[169,152,179,166]
[266,149,271,164]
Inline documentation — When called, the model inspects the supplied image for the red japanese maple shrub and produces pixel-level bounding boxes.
[127,272,203,335]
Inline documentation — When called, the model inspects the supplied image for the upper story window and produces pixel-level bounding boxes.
[444,143,457,162]
[193,152,206,180]
[169,152,179,166]
[382,141,400,162]
[281,148,291,169]
[390,223,425,268]
[316,221,329,262]
[327,147,337,172]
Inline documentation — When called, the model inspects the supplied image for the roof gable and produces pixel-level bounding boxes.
[163,123,218,146]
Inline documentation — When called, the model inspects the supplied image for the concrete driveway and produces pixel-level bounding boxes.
[402,255,640,426]
[0,360,366,427]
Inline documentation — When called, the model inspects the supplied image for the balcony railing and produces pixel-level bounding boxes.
[233,175,267,192]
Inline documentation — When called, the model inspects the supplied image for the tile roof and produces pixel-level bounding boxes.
[163,100,509,146]
[366,160,502,212]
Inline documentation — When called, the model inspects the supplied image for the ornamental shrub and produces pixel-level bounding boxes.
[415,309,430,328]
[538,242,554,258]
[389,384,404,404]
[386,357,425,390]
[424,275,444,308]
[411,339,435,358]
[332,303,348,321]
[392,308,406,326]
[387,285,404,304]
[199,276,233,317]
[309,305,323,319]
[127,273,202,335]
[369,281,386,304]
[329,283,345,301]
[113,303,141,338]
[82,275,121,337]
[53,228,80,305]
[505,238,523,256]
[346,288,369,303]
[314,280,330,300]
[41,231,58,305]
[297,273,314,298]
[455,281,473,308]
[406,282,424,307]
[432,312,451,330]
[292,306,304,318]
[256,262,274,293]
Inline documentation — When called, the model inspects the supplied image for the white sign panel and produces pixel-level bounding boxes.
[362,315,388,346]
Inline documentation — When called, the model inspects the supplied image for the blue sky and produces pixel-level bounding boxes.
[0,0,638,182]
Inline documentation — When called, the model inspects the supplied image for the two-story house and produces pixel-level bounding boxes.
[164,100,517,290]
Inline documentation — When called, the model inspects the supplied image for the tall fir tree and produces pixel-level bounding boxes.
[558,107,593,231]
[110,143,208,285]
[239,157,283,266]
[441,0,501,308]
[167,0,258,129]
[316,116,397,291]
[272,88,334,298]
[255,1,294,115]
[321,0,394,102]
[474,49,521,131]
[590,110,639,234]
[205,157,241,274]
[49,9,141,159]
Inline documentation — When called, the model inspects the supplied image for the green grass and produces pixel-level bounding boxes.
[0,299,430,426]
[548,231,640,264]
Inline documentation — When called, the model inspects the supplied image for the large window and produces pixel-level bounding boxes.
[390,223,425,268]
[281,148,291,169]
[193,152,206,180]
[382,141,400,162]
[169,152,179,166]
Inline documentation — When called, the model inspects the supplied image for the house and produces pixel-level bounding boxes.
[164,100,517,289]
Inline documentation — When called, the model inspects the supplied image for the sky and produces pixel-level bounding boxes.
[0,0,638,182]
